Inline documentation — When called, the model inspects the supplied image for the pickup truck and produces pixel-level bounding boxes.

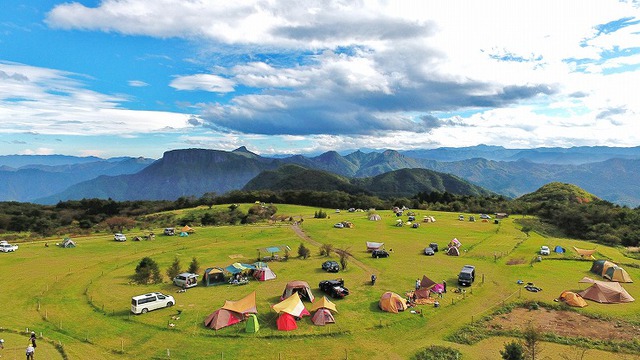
[0,241,18,252]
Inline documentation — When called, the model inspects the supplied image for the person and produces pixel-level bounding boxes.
[442,280,447,293]
[434,300,440,308]
[29,332,36,348]
[26,344,34,360]
[415,278,420,290]
[371,274,377,285]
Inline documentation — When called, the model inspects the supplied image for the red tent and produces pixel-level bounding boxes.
[203,309,243,330]
[276,312,298,331]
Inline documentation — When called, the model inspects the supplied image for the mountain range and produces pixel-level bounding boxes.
[1,145,638,206]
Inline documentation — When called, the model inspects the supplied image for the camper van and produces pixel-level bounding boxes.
[130,292,175,314]
[457,265,476,286]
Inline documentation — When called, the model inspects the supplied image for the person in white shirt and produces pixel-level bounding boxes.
[26,344,35,360]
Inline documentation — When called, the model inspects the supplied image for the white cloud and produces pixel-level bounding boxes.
[128,80,149,87]
[170,74,235,92]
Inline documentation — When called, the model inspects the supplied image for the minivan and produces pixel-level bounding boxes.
[458,265,476,286]
[173,272,199,288]
[131,292,175,314]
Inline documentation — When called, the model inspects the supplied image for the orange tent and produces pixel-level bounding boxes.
[379,292,407,313]
[558,291,588,307]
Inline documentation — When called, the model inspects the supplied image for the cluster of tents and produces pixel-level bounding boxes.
[202,262,277,286]
[205,281,339,332]
[590,259,633,283]
[558,259,635,307]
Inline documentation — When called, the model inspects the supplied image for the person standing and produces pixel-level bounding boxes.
[442,280,447,293]
[26,344,35,360]
[415,278,420,290]
[29,332,36,348]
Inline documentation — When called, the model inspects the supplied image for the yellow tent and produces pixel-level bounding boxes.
[573,246,596,260]
[311,296,337,312]
[378,292,407,313]
[221,291,257,314]
[604,266,633,283]
[558,291,588,307]
[272,294,310,317]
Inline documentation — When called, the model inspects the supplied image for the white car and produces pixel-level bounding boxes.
[0,241,18,252]
[334,223,344,228]
[114,233,127,242]
[540,246,550,255]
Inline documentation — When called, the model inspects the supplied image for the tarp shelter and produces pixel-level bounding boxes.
[281,281,315,302]
[590,260,616,277]
[312,308,336,326]
[272,294,310,318]
[224,262,256,275]
[578,277,635,303]
[574,246,597,260]
[604,266,633,283]
[276,313,298,331]
[369,214,381,221]
[419,275,437,290]
[379,292,407,313]
[558,291,588,307]
[554,245,566,253]
[245,314,259,333]
[311,296,337,313]
[446,246,460,256]
[221,291,257,314]
[366,242,384,252]
[60,238,76,248]
[257,245,291,261]
[181,225,195,233]
[253,267,276,281]
[204,309,243,330]
[203,267,226,286]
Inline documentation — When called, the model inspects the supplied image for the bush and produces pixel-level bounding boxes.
[412,345,462,360]
[500,341,524,360]
[319,243,333,257]
[297,243,310,259]
[166,257,182,280]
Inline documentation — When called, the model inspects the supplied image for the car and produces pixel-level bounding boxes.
[322,260,340,273]
[130,292,175,314]
[540,246,550,255]
[372,249,390,258]
[113,233,127,242]
[458,265,476,286]
[424,247,435,256]
[319,279,350,298]
[458,214,464,221]
[163,228,175,236]
[480,214,492,219]
[333,223,344,228]
[173,272,199,288]
[429,242,439,252]
[0,241,18,252]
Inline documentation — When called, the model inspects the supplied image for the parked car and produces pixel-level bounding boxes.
[480,214,492,219]
[424,247,435,256]
[372,249,390,258]
[319,279,350,298]
[458,214,464,221]
[429,242,439,252]
[113,233,127,242]
[173,272,199,288]
[130,292,175,314]
[163,228,175,236]
[0,241,18,252]
[322,260,340,273]
[458,265,476,286]
[540,246,550,255]
[333,223,344,228]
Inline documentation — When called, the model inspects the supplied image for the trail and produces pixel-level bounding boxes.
[290,223,377,275]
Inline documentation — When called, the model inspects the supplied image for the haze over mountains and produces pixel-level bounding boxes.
[1,145,638,206]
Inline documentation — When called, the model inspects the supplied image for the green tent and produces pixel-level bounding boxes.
[245,314,259,333]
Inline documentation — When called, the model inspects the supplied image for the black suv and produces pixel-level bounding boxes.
[319,279,350,298]
[372,249,390,258]
[321,260,340,273]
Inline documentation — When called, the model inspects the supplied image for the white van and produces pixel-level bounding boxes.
[173,272,199,288]
[130,292,175,314]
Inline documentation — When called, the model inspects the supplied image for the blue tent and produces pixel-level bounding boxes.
[554,245,565,253]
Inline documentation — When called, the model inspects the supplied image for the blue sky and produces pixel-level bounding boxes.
[1,0,639,158]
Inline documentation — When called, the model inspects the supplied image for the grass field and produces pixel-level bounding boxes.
[1,205,639,359]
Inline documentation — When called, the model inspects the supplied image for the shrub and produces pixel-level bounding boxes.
[297,243,310,259]
[319,243,333,257]
[166,257,182,280]
[500,341,524,360]
[188,257,200,274]
[412,345,462,360]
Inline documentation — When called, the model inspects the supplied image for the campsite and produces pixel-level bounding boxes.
[1,203,640,359]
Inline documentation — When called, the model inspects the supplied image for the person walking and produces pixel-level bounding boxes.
[26,344,35,360]
[29,332,36,348]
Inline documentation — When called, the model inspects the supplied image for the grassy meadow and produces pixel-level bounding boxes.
[1,204,640,359]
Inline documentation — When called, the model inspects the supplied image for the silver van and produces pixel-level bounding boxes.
[173,272,199,288]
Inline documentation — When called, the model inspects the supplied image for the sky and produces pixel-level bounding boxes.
[1,0,639,159]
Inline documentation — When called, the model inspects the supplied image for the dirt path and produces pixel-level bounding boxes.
[290,224,377,275]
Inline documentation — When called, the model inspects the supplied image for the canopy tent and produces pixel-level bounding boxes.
[276,312,298,331]
[578,277,635,304]
[311,296,337,313]
[312,308,336,326]
[60,238,76,248]
[272,294,310,318]
[590,260,616,277]
[253,267,277,281]
[181,225,195,233]
[221,291,257,314]
[446,246,460,256]
[369,214,381,221]
[558,291,588,307]
[554,245,566,253]
[379,292,407,313]
[281,281,315,302]
[204,309,243,330]
[366,242,384,252]
[224,262,256,275]
[419,275,437,290]
[573,246,597,260]
[203,267,227,286]
[257,245,291,261]
[604,266,633,283]
[245,314,259,333]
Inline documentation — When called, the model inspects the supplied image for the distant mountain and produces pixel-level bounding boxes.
[244,165,492,199]
[0,154,104,168]
[0,157,154,202]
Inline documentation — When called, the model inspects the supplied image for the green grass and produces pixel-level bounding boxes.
[2,205,640,359]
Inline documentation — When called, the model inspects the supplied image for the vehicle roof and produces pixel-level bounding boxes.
[177,272,198,277]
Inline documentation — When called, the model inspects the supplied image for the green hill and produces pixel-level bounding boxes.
[517,182,599,204]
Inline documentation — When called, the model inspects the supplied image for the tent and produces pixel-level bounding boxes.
[449,238,461,248]
[312,308,336,326]
[203,267,227,286]
[272,294,310,317]
[446,246,460,256]
[369,214,381,221]
[281,281,315,302]
[378,292,407,313]
[221,291,257,314]
[558,291,588,307]
[204,309,243,330]
[60,238,76,248]
[311,296,337,313]
[430,283,445,294]
[604,266,633,283]
[245,314,259,333]
[254,267,277,281]
[419,275,437,290]
[578,277,635,303]
[276,312,298,331]
[257,245,291,261]
[181,225,195,233]
[224,262,256,275]
[179,232,189,237]
[366,242,384,252]
[554,245,566,253]
[573,246,597,260]
[590,260,616,277]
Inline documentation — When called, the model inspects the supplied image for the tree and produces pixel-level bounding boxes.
[522,323,543,360]
[297,243,310,259]
[105,216,136,232]
[134,257,162,284]
[319,243,333,257]
[200,192,217,209]
[336,247,350,270]
[166,257,182,280]
[188,257,200,274]
[500,341,524,360]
